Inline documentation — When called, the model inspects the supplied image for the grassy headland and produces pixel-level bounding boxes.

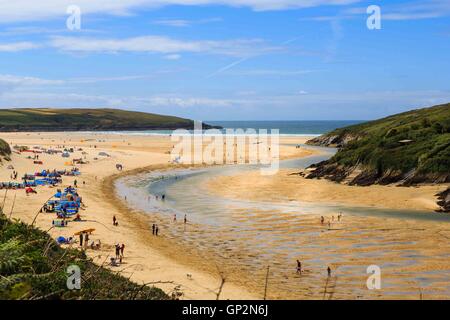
[306,103,450,186]
[0,108,217,132]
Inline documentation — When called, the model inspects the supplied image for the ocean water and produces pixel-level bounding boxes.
[207,120,363,136]
[87,120,363,136]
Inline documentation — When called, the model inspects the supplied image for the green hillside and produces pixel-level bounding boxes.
[306,103,450,185]
[0,108,215,131]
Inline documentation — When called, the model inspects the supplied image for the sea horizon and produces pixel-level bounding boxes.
[70,120,363,137]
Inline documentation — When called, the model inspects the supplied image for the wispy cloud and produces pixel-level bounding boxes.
[300,0,450,22]
[0,1,361,23]
[0,41,39,52]
[0,26,102,36]
[163,54,182,60]
[0,71,183,87]
[0,74,64,86]
[152,17,222,27]
[221,69,317,76]
[48,35,282,57]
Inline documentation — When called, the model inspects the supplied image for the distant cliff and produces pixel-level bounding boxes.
[0,108,218,132]
[306,103,450,186]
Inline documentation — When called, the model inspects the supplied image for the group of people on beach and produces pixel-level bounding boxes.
[152,223,159,236]
[295,213,344,277]
[296,259,333,278]
[10,171,18,180]
[320,212,343,229]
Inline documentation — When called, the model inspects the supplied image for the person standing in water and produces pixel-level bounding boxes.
[184,214,187,224]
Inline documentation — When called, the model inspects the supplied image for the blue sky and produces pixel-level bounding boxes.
[0,0,449,120]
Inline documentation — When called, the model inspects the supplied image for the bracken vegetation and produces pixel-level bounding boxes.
[306,103,450,186]
[0,210,169,300]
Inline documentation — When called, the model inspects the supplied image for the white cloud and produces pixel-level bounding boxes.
[345,0,450,21]
[0,74,64,86]
[0,1,361,23]
[152,17,223,27]
[48,35,281,57]
[223,69,316,76]
[164,54,182,60]
[0,41,39,52]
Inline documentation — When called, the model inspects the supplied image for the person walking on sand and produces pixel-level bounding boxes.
[115,244,120,259]
[79,233,83,247]
[113,215,116,226]
[320,216,325,225]
[155,225,159,236]
[120,244,125,257]
[327,266,331,277]
[84,233,89,248]
[74,179,77,188]
[152,224,155,235]
[296,260,302,274]
[184,214,187,224]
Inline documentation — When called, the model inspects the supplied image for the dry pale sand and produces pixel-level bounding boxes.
[0,132,313,300]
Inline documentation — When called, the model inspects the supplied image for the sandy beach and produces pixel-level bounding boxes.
[1,132,449,300]
[0,132,313,299]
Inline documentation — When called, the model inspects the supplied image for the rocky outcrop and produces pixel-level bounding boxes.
[0,138,11,157]
[436,188,450,213]
[306,132,360,148]
[305,161,450,186]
